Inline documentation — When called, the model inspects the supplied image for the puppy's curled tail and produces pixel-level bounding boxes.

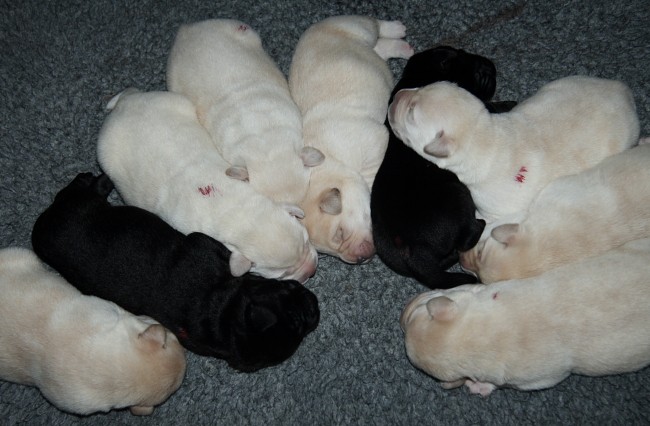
[106,88,140,111]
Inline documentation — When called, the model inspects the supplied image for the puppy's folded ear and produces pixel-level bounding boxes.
[300,147,325,167]
[283,203,305,219]
[138,324,168,349]
[229,252,253,276]
[226,166,249,181]
[247,304,278,333]
[319,188,342,215]
[490,223,519,246]
[426,296,457,321]
[423,130,452,158]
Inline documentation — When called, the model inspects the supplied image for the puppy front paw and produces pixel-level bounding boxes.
[374,39,414,60]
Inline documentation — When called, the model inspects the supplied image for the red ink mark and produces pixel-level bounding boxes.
[514,166,528,183]
[238,24,248,32]
[177,328,188,340]
[492,292,498,300]
[198,184,222,197]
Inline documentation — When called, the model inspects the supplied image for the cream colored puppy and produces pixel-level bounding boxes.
[460,142,650,283]
[401,238,650,396]
[167,19,324,205]
[0,247,186,415]
[289,15,413,262]
[388,76,640,222]
[97,89,318,283]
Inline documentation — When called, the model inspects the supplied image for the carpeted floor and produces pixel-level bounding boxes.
[1,0,649,424]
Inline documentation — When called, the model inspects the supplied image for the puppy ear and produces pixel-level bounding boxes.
[138,324,168,349]
[426,296,457,321]
[490,223,519,246]
[226,166,249,181]
[423,130,452,158]
[247,304,278,333]
[93,173,115,197]
[300,147,325,167]
[283,203,305,219]
[319,188,342,215]
[229,252,252,276]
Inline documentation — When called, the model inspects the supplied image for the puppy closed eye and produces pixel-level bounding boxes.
[333,227,345,244]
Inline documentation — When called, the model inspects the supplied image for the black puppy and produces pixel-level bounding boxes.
[371,46,516,288]
[31,173,319,372]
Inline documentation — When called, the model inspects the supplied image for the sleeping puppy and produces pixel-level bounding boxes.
[289,15,413,262]
[372,46,516,288]
[460,141,650,283]
[0,247,186,415]
[167,19,324,205]
[388,75,640,222]
[97,89,317,283]
[31,173,320,373]
[401,238,650,396]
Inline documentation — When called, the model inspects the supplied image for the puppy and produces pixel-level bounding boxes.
[97,89,317,283]
[460,142,650,283]
[0,247,186,415]
[288,15,413,262]
[372,46,516,288]
[167,19,324,205]
[401,238,650,396]
[388,75,640,222]
[31,173,320,372]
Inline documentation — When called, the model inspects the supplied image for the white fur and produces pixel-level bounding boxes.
[288,15,413,262]
[460,143,650,283]
[97,89,318,283]
[401,238,650,395]
[167,19,323,205]
[388,76,640,222]
[0,247,186,415]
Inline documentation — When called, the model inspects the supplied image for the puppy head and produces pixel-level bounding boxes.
[45,301,186,415]
[223,276,320,372]
[300,161,375,264]
[387,82,486,163]
[395,46,497,102]
[399,285,480,382]
[459,223,535,283]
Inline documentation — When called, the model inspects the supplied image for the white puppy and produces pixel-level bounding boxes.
[0,247,186,415]
[460,142,650,283]
[401,238,650,396]
[97,89,318,283]
[167,19,324,205]
[388,76,640,222]
[288,15,413,262]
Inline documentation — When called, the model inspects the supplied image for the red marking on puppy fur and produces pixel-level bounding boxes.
[198,184,222,196]
[237,24,249,32]
[514,166,528,183]
[492,292,499,300]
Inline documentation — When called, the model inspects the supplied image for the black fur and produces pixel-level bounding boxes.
[371,46,516,288]
[31,172,319,372]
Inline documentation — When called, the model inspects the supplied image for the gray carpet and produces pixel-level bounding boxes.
[1,0,649,424]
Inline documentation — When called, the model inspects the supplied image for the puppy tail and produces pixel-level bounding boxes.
[106,88,140,111]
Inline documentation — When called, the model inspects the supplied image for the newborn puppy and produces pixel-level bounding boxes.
[289,15,413,263]
[388,75,640,222]
[167,19,324,205]
[31,173,320,372]
[372,46,516,288]
[401,238,650,396]
[97,89,317,283]
[0,247,186,415]
[460,141,650,283]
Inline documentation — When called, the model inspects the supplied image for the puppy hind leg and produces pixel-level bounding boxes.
[377,20,407,38]
[374,38,414,60]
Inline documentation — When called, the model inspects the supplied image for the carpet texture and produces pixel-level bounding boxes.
[1,0,649,424]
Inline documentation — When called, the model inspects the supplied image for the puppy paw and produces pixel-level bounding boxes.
[374,39,414,60]
[377,20,407,38]
[465,380,496,397]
